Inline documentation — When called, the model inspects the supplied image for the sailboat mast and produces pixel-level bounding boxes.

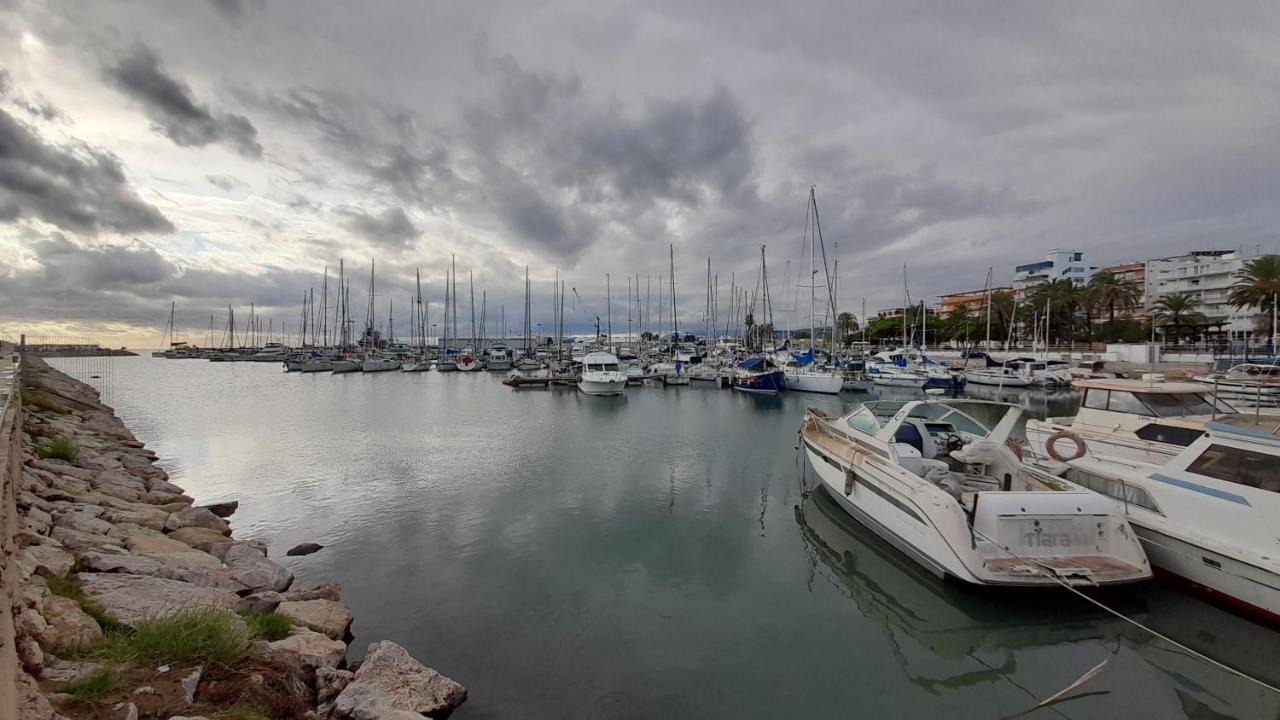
[670,244,678,355]
[606,273,612,350]
[469,270,476,350]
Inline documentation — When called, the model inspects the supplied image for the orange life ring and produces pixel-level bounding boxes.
[1045,430,1087,462]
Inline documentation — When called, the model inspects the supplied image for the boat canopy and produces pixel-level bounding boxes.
[739,357,764,369]
[791,349,815,366]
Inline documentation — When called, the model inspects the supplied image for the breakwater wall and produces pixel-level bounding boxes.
[3,353,466,719]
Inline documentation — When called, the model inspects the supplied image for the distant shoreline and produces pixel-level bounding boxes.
[24,349,139,357]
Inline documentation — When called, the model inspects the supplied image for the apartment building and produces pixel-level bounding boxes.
[1146,250,1256,333]
[1013,249,1095,295]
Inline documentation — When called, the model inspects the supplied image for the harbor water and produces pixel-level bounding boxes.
[54,357,1280,719]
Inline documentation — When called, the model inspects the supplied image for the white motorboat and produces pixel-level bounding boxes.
[361,355,401,373]
[1030,413,1280,622]
[963,366,1033,388]
[486,345,514,371]
[800,399,1151,587]
[400,356,432,372]
[1025,376,1235,467]
[1194,363,1280,404]
[866,363,927,388]
[578,351,627,396]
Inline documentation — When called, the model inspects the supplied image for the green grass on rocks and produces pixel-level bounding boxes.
[45,573,120,632]
[94,608,253,671]
[241,611,292,642]
[34,434,78,462]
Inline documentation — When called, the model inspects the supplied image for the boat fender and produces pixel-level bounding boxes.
[1045,430,1087,462]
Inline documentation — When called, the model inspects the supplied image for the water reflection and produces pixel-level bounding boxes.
[795,486,1280,719]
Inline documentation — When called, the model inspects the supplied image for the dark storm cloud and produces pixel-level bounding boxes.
[0,106,174,234]
[0,231,331,330]
[338,205,421,250]
[104,43,262,158]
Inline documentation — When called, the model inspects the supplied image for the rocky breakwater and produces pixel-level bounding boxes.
[10,356,467,720]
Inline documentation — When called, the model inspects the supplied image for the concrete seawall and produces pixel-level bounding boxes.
[2,353,466,719]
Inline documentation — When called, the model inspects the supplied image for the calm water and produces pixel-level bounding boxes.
[55,357,1280,719]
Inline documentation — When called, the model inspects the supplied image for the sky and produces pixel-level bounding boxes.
[2,0,1279,348]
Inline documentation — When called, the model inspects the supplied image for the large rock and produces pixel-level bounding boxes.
[51,525,125,553]
[92,469,147,501]
[287,542,324,557]
[55,510,115,535]
[39,595,103,651]
[169,526,231,549]
[126,534,224,571]
[265,627,347,680]
[285,582,342,602]
[333,641,467,719]
[165,506,231,535]
[224,543,293,593]
[80,550,165,576]
[277,600,352,641]
[25,545,74,577]
[102,506,170,531]
[235,591,285,614]
[16,670,57,720]
[198,500,239,518]
[76,572,238,627]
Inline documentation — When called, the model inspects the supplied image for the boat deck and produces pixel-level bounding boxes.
[984,556,1146,578]
[801,417,860,466]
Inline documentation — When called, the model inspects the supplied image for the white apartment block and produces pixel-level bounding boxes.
[1145,250,1256,333]
[1013,249,1095,295]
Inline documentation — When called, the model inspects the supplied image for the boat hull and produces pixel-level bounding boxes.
[784,371,843,394]
[330,360,361,373]
[486,359,513,371]
[361,360,400,372]
[734,369,785,394]
[1136,526,1280,624]
[579,377,627,396]
[964,370,1032,387]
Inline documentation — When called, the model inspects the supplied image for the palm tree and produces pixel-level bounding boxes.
[1087,271,1142,341]
[1152,291,1206,342]
[1030,279,1079,344]
[1228,255,1280,340]
[835,312,858,345]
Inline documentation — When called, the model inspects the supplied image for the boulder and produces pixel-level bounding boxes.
[265,627,347,680]
[236,591,285,614]
[333,641,466,719]
[54,510,115,535]
[165,506,231,535]
[79,551,165,576]
[51,525,126,553]
[143,490,193,505]
[102,507,170,531]
[224,543,293,593]
[39,595,103,651]
[277,600,352,641]
[198,500,239,518]
[92,469,147,501]
[126,534,224,571]
[169,526,231,548]
[26,544,74,577]
[24,506,53,534]
[108,522,165,540]
[150,478,188,495]
[285,583,342,602]
[76,573,238,627]
[287,542,324,557]
[18,633,43,674]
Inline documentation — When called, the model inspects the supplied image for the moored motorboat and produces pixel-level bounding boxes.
[578,351,627,396]
[800,399,1151,587]
[1029,412,1280,622]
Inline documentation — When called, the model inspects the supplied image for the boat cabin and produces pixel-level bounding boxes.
[1070,377,1237,448]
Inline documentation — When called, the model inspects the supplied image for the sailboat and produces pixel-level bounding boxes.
[782,188,843,394]
[457,270,483,371]
[964,272,1030,388]
[733,246,786,393]
[437,258,459,371]
[360,260,399,372]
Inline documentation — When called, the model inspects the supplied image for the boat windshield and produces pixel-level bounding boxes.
[588,363,619,372]
[1085,388,1236,417]
[844,401,992,436]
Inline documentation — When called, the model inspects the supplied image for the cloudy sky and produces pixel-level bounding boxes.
[2,0,1279,346]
